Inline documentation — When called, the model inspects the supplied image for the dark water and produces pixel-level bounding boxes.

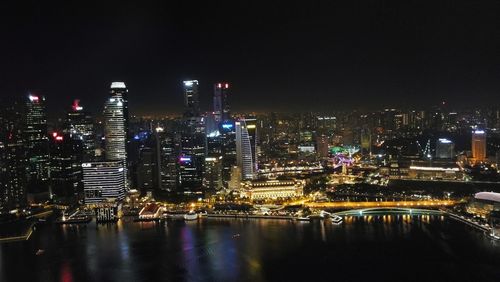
[1,215,500,282]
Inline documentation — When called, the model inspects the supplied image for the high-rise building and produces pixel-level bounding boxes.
[82,161,126,203]
[49,132,83,203]
[472,130,487,162]
[110,82,129,140]
[24,94,50,197]
[0,99,27,210]
[235,118,258,180]
[435,138,455,159]
[65,100,95,161]
[203,156,222,191]
[156,129,178,192]
[104,96,127,162]
[220,120,236,188]
[137,147,155,194]
[177,154,202,194]
[213,82,230,123]
[183,80,200,117]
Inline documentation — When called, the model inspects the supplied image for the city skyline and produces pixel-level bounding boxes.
[2,2,500,281]
[1,1,498,115]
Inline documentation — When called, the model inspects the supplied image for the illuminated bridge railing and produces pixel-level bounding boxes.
[333,207,443,217]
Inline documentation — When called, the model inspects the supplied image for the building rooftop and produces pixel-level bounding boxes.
[475,192,500,203]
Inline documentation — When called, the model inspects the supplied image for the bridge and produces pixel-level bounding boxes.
[305,200,456,209]
[329,207,443,217]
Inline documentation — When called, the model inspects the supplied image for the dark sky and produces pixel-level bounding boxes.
[1,1,499,116]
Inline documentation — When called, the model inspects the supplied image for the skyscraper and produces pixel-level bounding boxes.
[235,118,258,180]
[183,80,200,117]
[82,161,126,203]
[104,96,127,162]
[220,120,236,188]
[49,132,83,204]
[472,130,486,163]
[110,82,129,140]
[0,98,27,210]
[24,94,50,198]
[65,100,95,161]
[213,82,230,123]
[155,129,179,192]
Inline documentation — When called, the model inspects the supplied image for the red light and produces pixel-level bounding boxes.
[225,83,229,89]
[217,83,222,88]
[72,99,83,111]
[55,136,63,141]
[52,132,58,138]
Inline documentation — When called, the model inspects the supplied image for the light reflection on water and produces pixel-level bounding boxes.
[1,215,500,282]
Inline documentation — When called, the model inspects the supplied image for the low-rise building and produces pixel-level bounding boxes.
[240,179,304,200]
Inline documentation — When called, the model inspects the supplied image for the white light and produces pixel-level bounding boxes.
[183,80,198,87]
[474,130,485,134]
[155,127,164,132]
[438,138,452,144]
[111,82,126,89]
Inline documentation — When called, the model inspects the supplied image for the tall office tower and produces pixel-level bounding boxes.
[220,121,236,188]
[178,123,205,193]
[137,147,155,194]
[49,132,83,203]
[435,138,455,159]
[183,80,200,117]
[235,118,258,180]
[65,100,95,161]
[472,130,487,163]
[203,156,222,191]
[0,99,27,210]
[24,94,50,197]
[82,161,126,203]
[103,96,127,162]
[156,130,179,192]
[178,154,202,193]
[109,82,129,139]
[213,82,230,123]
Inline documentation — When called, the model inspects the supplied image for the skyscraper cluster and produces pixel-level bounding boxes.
[1,78,261,211]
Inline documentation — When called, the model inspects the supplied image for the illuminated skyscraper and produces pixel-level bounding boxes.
[49,132,83,203]
[235,118,258,180]
[65,100,95,161]
[110,82,129,139]
[472,130,486,162]
[82,161,126,203]
[203,156,222,190]
[183,80,200,117]
[0,98,27,210]
[104,96,127,162]
[213,82,230,123]
[220,120,236,188]
[156,129,178,192]
[24,94,50,197]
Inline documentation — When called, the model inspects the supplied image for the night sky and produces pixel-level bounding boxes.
[1,1,498,116]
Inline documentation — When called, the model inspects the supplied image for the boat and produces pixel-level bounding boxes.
[197,211,208,217]
[331,215,343,225]
[184,211,198,221]
[164,211,187,221]
[55,216,92,224]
